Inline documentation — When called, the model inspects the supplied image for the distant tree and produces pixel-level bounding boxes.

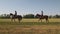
[34,15,38,18]
[23,14,34,18]
[49,15,52,18]
[6,14,10,18]
[2,14,6,17]
[54,14,60,18]
[0,14,10,19]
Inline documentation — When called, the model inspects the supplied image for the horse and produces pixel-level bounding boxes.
[36,14,49,22]
[10,13,22,23]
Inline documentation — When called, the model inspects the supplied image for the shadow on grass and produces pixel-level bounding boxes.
[0,22,60,25]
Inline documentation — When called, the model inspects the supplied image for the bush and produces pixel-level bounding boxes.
[23,14,34,18]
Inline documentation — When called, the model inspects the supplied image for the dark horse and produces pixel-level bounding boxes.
[10,13,22,23]
[36,14,49,22]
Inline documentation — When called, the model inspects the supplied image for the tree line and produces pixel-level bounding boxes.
[0,14,60,19]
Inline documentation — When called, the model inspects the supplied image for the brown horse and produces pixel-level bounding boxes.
[10,13,22,23]
[36,14,49,22]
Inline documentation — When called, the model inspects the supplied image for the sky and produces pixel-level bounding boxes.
[0,0,60,16]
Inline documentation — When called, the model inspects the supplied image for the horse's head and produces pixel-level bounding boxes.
[36,14,41,18]
[10,13,13,16]
[9,13,14,18]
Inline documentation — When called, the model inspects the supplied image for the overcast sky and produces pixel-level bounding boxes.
[0,0,60,16]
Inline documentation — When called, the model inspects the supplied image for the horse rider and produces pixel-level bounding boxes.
[41,10,43,16]
[14,11,17,17]
[41,10,43,18]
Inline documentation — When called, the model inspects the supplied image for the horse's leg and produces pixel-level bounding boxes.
[14,18,16,22]
[38,19,40,22]
[38,19,42,22]
[46,18,47,22]
[11,18,12,21]
[47,19,49,23]
[46,18,49,23]
[11,18,13,22]
[10,18,13,24]
[18,19,20,23]
[18,18,20,23]
[41,19,42,22]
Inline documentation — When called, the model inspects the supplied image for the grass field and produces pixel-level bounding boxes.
[0,18,60,25]
[0,18,60,34]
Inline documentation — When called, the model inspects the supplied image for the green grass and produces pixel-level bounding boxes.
[0,18,60,25]
[0,22,60,25]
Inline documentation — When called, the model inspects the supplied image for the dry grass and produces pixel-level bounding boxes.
[0,18,60,34]
[0,25,60,34]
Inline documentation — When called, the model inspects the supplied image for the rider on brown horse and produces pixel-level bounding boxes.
[36,11,49,22]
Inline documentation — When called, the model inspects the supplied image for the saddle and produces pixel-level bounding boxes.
[40,15,44,19]
[14,15,17,18]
